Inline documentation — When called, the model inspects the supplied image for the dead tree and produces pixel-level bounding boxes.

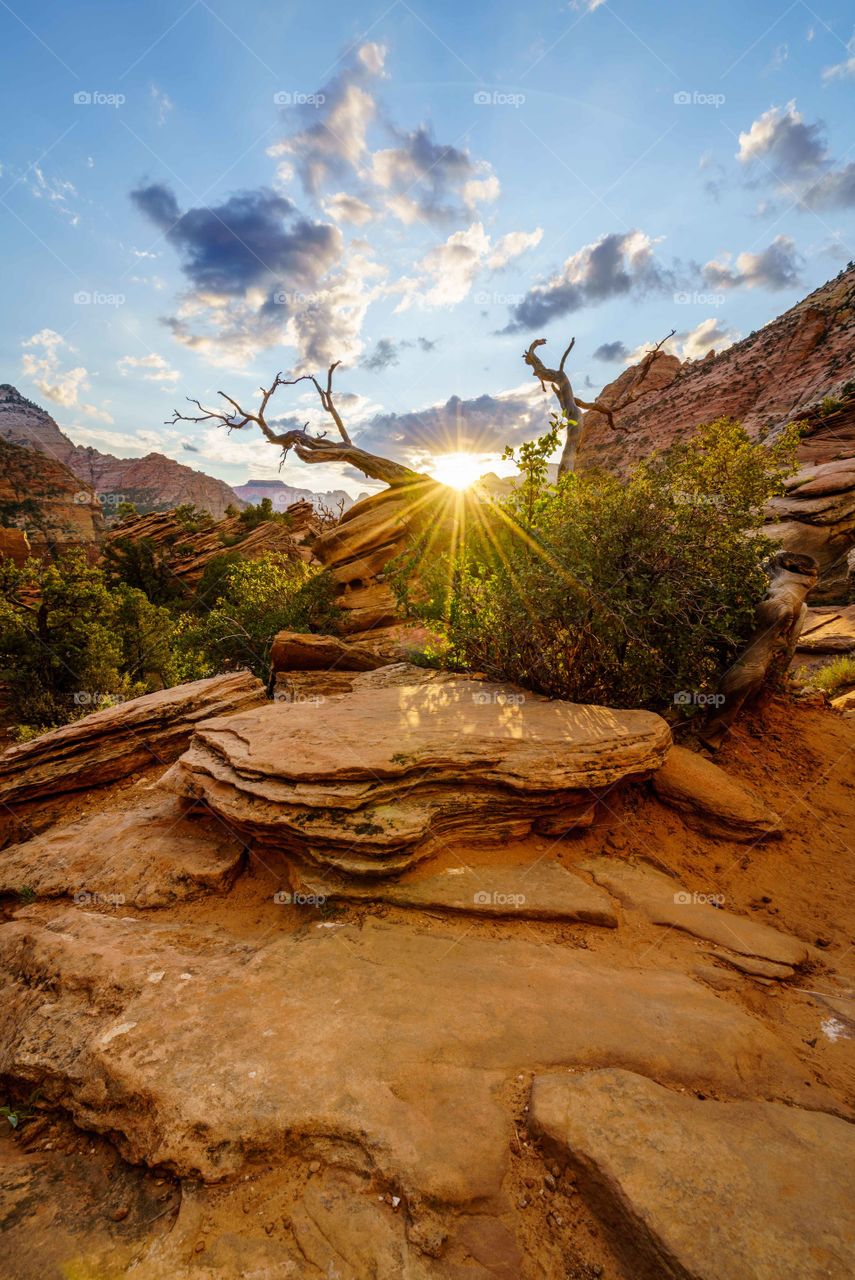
[168,362,421,488]
[701,550,818,749]
[523,330,676,474]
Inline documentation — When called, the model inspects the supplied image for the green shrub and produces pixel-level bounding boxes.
[810,655,855,696]
[396,417,800,711]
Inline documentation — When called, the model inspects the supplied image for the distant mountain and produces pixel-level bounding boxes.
[0,385,244,520]
[232,478,368,514]
[0,436,103,555]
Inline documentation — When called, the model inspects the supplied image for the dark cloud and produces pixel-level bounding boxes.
[702,235,802,291]
[503,230,675,333]
[593,340,629,362]
[372,125,492,224]
[356,390,545,457]
[131,183,339,297]
[801,163,855,211]
[181,440,200,452]
[362,338,400,371]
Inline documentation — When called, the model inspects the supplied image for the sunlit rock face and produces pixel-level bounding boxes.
[163,677,671,877]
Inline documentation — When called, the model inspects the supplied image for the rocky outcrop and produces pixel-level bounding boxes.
[0,911,825,1193]
[650,744,783,840]
[164,678,671,876]
[313,478,460,634]
[0,525,32,565]
[104,501,321,586]
[529,1067,855,1280]
[0,795,245,908]
[583,858,811,969]
[797,605,855,653]
[0,384,243,519]
[0,672,266,808]
[269,629,387,673]
[579,267,855,474]
[0,436,104,555]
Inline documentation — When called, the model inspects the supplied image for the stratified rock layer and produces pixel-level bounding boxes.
[0,672,266,807]
[164,680,672,876]
[529,1067,855,1280]
[0,912,828,1197]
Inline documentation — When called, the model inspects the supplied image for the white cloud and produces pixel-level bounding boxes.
[117,353,180,384]
[822,30,855,81]
[702,235,802,290]
[487,227,543,270]
[322,192,374,225]
[150,84,174,125]
[737,101,827,176]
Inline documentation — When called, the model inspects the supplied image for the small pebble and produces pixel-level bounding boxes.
[111,1206,129,1222]
[544,1173,557,1191]
[194,1241,205,1254]
[308,1160,321,1175]
[549,1162,561,1178]
[264,1222,275,1235]
[517,1195,529,1209]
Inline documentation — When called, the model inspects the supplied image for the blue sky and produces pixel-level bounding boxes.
[1,0,853,495]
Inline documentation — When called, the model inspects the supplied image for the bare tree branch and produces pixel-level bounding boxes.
[168,364,420,487]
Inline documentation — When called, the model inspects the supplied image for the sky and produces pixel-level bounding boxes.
[1,0,853,497]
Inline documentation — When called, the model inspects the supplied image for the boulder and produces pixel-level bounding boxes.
[0,912,827,1197]
[269,630,386,673]
[0,795,245,908]
[797,605,855,654]
[0,672,266,808]
[583,858,812,967]
[164,680,671,876]
[529,1067,855,1280]
[651,744,782,840]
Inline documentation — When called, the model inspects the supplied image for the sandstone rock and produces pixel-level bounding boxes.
[0,912,827,1198]
[269,630,386,673]
[583,858,812,967]
[0,796,244,908]
[0,672,266,808]
[165,680,671,876]
[0,436,104,555]
[797,605,855,654]
[529,1067,855,1280]
[292,859,617,926]
[0,525,32,565]
[651,744,782,840]
[705,947,795,980]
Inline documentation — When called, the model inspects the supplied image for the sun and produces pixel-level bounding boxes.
[430,452,485,491]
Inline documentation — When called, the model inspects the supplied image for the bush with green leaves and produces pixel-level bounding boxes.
[174,553,338,684]
[396,417,800,712]
[0,551,176,729]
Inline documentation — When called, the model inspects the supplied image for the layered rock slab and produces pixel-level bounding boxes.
[0,795,245,908]
[0,672,266,808]
[650,744,782,840]
[164,680,671,876]
[291,859,617,926]
[0,912,826,1201]
[529,1067,855,1280]
[583,858,812,968]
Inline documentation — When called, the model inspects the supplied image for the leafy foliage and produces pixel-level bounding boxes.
[398,417,800,711]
